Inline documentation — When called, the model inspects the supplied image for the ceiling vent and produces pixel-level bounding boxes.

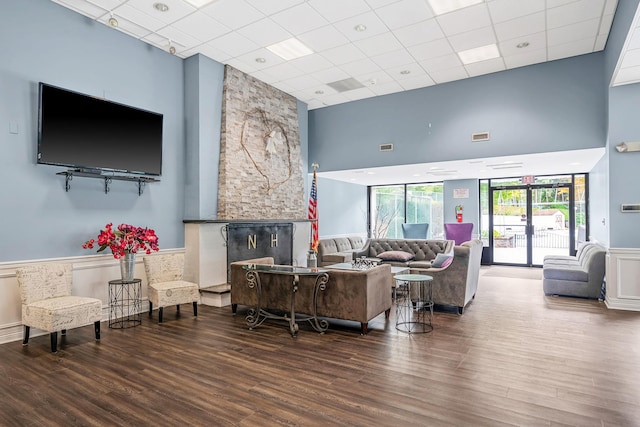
[327,78,365,93]
[380,143,394,152]
[471,131,490,142]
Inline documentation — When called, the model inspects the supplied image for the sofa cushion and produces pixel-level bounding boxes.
[323,253,354,264]
[377,251,415,262]
[432,253,453,268]
[543,264,589,282]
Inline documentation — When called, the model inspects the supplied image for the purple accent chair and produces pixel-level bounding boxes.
[444,223,474,245]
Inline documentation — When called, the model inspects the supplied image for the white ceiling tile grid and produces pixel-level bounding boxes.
[51,0,633,109]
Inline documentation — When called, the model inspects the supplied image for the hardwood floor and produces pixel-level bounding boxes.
[2,266,640,426]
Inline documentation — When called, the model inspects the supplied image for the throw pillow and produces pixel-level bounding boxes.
[431,253,453,268]
[377,251,415,262]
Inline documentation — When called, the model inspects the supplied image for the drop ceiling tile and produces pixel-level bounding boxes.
[594,34,608,51]
[600,16,617,41]
[487,0,545,23]
[201,0,263,30]
[428,66,469,84]
[354,32,404,56]
[321,43,367,65]
[613,65,640,85]
[306,98,326,110]
[101,15,152,38]
[333,11,389,42]
[234,48,286,70]
[298,25,350,52]
[320,92,353,106]
[306,84,340,97]
[365,0,403,8]
[503,47,547,69]
[436,4,491,36]
[271,3,328,35]
[286,74,323,91]
[343,87,377,101]
[340,58,381,76]
[398,74,435,90]
[261,62,307,80]
[87,0,124,11]
[406,38,454,61]
[237,18,291,46]
[171,12,230,42]
[419,53,462,73]
[548,19,599,46]
[494,12,545,42]
[546,0,581,7]
[251,68,282,84]
[289,53,335,73]
[448,26,496,52]
[499,31,546,56]
[604,0,618,14]
[126,0,195,24]
[368,80,405,95]
[356,70,395,86]
[621,49,640,68]
[371,49,415,68]
[112,3,166,31]
[244,0,305,16]
[386,61,427,79]
[194,43,232,63]
[548,37,595,60]
[207,31,260,57]
[464,57,506,77]
[309,67,350,84]
[226,57,258,73]
[630,28,640,50]
[392,19,444,47]
[271,80,297,94]
[157,25,200,48]
[547,0,605,29]
[54,0,106,18]
[375,0,434,30]
[307,0,372,22]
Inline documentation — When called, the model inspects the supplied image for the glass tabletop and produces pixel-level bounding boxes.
[242,264,328,275]
[394,274,433,281]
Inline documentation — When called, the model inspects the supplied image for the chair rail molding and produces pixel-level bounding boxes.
[605,248,640,311]
[0,249,183,345]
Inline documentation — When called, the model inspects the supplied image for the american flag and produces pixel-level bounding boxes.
[308,169,319,251]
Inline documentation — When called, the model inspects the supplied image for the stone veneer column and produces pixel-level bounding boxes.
[218,65,305,220]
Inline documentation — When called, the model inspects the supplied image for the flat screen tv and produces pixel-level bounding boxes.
[37,82,163,176]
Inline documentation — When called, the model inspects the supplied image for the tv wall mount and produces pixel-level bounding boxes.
[57,170,159,195]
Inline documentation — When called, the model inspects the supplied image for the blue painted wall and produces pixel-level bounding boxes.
[315,177,367,237]
[0,0,185,261]
[443,179,479,232]
[309,53,606,173]
[184,55,224,220]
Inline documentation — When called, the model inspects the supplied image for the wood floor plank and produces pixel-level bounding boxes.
[2,266,640,426]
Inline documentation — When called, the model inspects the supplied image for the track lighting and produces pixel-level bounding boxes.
[168,40,176,55]
[107,12,118,28]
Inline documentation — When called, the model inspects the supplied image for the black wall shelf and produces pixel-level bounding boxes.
[56,170,159,195]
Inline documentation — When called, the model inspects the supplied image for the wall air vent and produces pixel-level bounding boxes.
[380,143,394,152]
[471,132,490,142]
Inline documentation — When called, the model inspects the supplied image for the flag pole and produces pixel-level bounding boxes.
[309,163,319,253]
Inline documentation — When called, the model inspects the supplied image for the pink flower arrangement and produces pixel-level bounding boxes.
[83,223,159,259]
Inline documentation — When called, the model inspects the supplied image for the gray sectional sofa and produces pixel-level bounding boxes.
[317,236,366,267]
[543,241,607,299]
[353,238,454,269]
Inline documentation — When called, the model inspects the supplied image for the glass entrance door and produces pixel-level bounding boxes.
[490,182,574,266]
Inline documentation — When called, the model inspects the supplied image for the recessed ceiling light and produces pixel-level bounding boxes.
[458,44,500,65]
[184,0,216,7]
[427,0,483,15]
[255,57,266,63]
[153,2,169,12]
[315,90,324,95]
[400,70,411,75]
[354,24,367,32]
[266,37,313,61]
[516,42,530,49]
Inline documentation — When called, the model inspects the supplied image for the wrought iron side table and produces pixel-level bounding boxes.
[394,274,434,334]
[108,278,142,329]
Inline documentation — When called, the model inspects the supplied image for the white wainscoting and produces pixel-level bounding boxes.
[605,248,640,311]
[0,249,183,345]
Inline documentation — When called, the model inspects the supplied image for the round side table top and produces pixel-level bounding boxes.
[394,274,433,281]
